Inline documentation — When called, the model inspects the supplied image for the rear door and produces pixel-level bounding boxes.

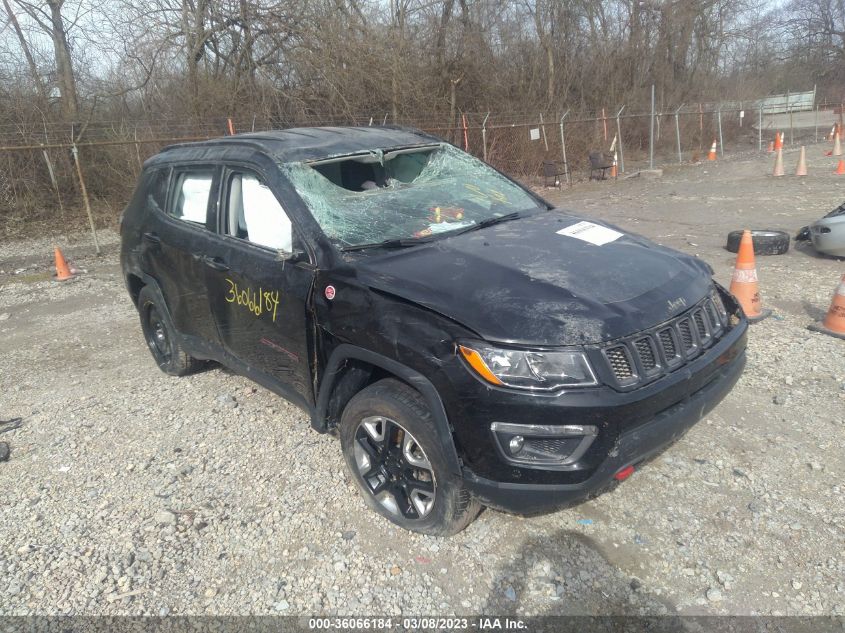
[203,165,316,403]
[139,165,220,343]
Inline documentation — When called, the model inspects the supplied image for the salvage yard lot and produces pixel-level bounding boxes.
[1,146,843,616]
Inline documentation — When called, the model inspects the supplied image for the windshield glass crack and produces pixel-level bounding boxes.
[280,143,541,248]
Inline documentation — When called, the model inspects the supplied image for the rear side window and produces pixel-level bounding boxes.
[146,168,169,212]
[225,172,293,251]
[169,170,214,225]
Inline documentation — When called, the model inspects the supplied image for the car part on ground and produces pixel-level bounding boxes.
[809,202,845,257]
[795,226,811,241]
[0,417,23,434]
[725,229,789,255]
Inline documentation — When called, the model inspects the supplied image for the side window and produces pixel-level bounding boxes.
[146,168,169,212]
[169,170,214,225]
[226,172,293,251]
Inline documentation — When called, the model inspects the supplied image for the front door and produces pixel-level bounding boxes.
[204,167,315,403]
[140,165,220,343]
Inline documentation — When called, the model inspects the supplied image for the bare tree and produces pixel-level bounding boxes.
[13,0,79,119]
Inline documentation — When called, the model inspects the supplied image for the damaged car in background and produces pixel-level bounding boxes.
[120,126,748,535]
[796,201,845,257]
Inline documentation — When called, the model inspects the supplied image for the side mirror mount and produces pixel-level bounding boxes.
[277,248,308,264]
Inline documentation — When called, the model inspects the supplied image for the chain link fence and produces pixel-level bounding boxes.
[0,98,842,240]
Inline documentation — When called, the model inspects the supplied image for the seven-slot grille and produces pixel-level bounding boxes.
[601,293,728,388]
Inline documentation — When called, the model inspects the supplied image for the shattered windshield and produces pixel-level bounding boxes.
[280,143,543,248]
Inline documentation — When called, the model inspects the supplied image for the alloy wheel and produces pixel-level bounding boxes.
[352,416,436,519]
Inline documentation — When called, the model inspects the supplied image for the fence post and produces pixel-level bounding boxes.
[649,84,655,169]
[40,144,65,218]
[615,106,625,173]
[559,109,570,186]
[758,106,763,151]
[717,107,724,156]
[601,107,607,142]
[698,103,703,151]
[789,107,794,146]
[481,112,490,162]
[786,90,790,145]
[539,113,549,152]
[814,104,819,143]
[70,144,101,256]
[133,126,142,171]
[674,105,683,164]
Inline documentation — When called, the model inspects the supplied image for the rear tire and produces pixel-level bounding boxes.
[339,379,480,536]
[725,229,789,255]
[137,286,201,376]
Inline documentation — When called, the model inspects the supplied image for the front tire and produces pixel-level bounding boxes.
[137,286,201,376]
[339,379,480,536]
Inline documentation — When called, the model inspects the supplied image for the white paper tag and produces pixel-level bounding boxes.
[529,128,541,141]
[556,221,623,246]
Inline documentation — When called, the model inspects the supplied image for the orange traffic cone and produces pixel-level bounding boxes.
[774,131,783,150]
[729,230,771,323]
[808,274,845,340]
[795,146,807,176]
[707,139,717,161]
[833,132,842,157]
[836,159,845,175]
[772,149,784,177]
[53,247,74,281]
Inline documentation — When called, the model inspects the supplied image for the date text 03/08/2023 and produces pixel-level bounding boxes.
[308,617,528,630]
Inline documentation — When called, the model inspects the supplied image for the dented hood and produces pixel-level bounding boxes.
[354,212,714,346]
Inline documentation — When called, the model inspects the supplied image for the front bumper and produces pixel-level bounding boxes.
[810,220,845,257]
[461,340,745,514]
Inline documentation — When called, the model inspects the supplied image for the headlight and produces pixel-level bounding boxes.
[458,342,597,391]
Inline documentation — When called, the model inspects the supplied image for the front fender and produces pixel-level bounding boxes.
[315,344,462,477]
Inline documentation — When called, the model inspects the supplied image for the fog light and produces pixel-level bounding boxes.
[490,422,599,469]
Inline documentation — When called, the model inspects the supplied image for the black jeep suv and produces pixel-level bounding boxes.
[121,126,747,535]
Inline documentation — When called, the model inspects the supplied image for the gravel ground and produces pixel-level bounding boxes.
[0,146,843,617]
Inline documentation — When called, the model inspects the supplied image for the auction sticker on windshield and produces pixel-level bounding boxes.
[557,221,623,246]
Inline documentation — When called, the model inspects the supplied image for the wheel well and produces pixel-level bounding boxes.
[322,360,410,431]
[126,274,145,306]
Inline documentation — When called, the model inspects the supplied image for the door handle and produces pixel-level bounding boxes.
[201,255,230,272]
[142,232,161,245]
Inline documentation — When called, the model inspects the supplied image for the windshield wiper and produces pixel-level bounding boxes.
[341,212,524,252]
[453,211,523,235]
[341,236,435,252]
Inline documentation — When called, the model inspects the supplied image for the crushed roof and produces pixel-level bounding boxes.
[156,126,441,163]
